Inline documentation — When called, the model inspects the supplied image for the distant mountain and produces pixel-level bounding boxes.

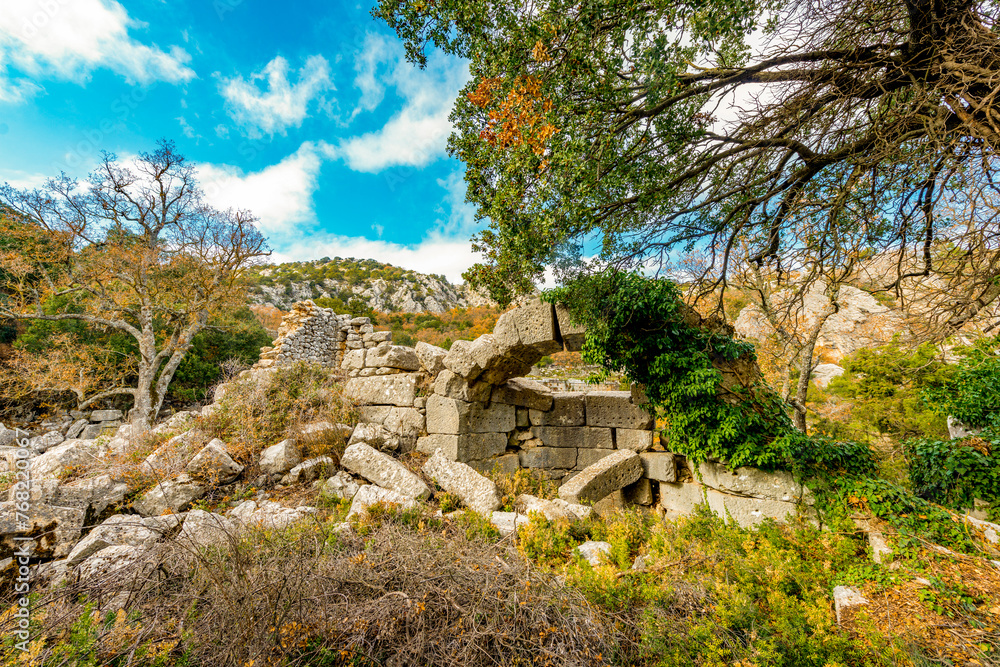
[247,257,494,314]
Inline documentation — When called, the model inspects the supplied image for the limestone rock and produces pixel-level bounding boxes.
[345,374,417,407]
[321,471,360,501]
[515,494,592,522]
[833,586,868,625]
[186,439,244,485]
[366,344,420,371]
[577,541,611,566]
[347,485,418,518]
[28,431,65,454]
[31,440,106,479]
[519,447,577,470]
[417,433,508,461]
[948,416,983,440]
[77,544,148,585]
[0,502,85,559]
[423,450,501,515]
[341,442,430,500]
[555,303,586,352]
[491,378,554,411]
[433,370,492,403]
[532,426,612,449]
[615,429,653,453]
[66,514,177,567]
[576,448,615,470]
[415,341,448,376]
[529,393,586,427]
[558,449,643,505]
[176,510,237,549]
[658,481,802,527]
[91,409,123,422]
[132,474,206,516]
[281,456,334,485]
[691,460,811,504]
[229,500,317,530]
[259,439,302,476]
[426,395,515,434]
[490,511,531,536]
[812,363,845,388]
[350,422,400,452]
[638,452,677,483]
[585,392,653,430]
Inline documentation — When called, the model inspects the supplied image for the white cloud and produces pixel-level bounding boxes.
[219,55,334,137]
[197,141,336,236]
[338,33,469,173]
[0,0,194,101]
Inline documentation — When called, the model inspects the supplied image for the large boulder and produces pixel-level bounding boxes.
[558,449,643,505]
[65,514,180,567]
[228,500,317,530]
[349,422,400,453]
[423,450,501,515]
[443,335,499,382]
[31,440,106,479]
[132,474,206,516]
[76,544,150,589]
[340,442,430,500]
[811,363,845,388]
[346,485,419,518]
[176,510,237,549]
[186,439,244,485]
[259,439,302,477]
[0,502,85,559]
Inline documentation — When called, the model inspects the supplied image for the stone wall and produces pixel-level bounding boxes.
[258,298,812,526]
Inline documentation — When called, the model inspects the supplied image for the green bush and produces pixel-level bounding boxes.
[906,430,1000,510]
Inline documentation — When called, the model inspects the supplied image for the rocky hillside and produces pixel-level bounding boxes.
[248,257,493,313]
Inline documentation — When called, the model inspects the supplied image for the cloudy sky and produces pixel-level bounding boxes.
[0,0,481,282]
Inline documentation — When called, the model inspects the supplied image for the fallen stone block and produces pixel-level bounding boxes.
[529,393,586,427]
[516,494,592,522]
[321,471,360,501]
[490,378,554,412]
[490,511,531,536]
[691,460,812,504]
[175,510,238,549]
[963,514,1000,545]
[350,422,400,452]
[577,541,611,566]
[519,447,578,470]
[347,485,419,519]
[341,442,430,500]
[423,451,501,515]
[585,392,653,429]
[426,395,515,434]
[228,500,317,530]
[186,439,244,485]
[90,409,123,422]
[259,439,302,477]
[417,433,508,462]
[31,440,106,479]
[281,456,334,485]
[65,514,178,567]
[658,482,802,527]
[345,375,417,407]
[133,474,206,517]
[558,449,642,505]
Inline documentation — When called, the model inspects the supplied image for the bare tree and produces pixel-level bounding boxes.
[0,141,269,427]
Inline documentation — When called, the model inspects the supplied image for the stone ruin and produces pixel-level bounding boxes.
[252,299,813,525]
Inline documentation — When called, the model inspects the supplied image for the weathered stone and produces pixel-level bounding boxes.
[31,440,105,479]
[658,482,802,527]
[516,494,592,522]
[142,431,198,479]
[132,474,206,516]
[616,429,654,452]
[80,422,119,440]
[90,409,123,422]
[833,586,868,625]
[519,447,577,470]
[491,378,554,411]
[509,300,562,356]
[341,442,430,500]
[948,415,983,440]
[624,477,653,505]
[812,363,845,388]
[366,345,420,371]
[29,431,65,453]
[444,335,499,381]
[868,531,893,564]
[52,475,129,517]
[516,408,530,428]
[77,544,148,584]
[585,392,653,429]
[577,541,611,566]
[558,449,642,505]
[426,396,515,434]
[345,374,417,407]
[229,500,317,530]
[0,502,85,559]
[478,355,536,386]
[424,451,501,515]
[639,452,677,482]
[186,439,244,485]
[963,514,1000,544]
[350,422,400,452]
[554,303,586,352]
[529,392,586,427]
[347,484,419,518]
[691,460,811,504]
[281,456,334,485]
[415,341,448,376]
[532,426,613,449]
[432,370,492,403]
[321,471,360,501]
[576,448,615,470]
[299,421,351,442]
[66,514,172,567]
[342,348,366,370]
[259,439,302,477]
[176,510,237,549]
[490,511,531,536]
[65,419,88,439]
[466,453,520,476]
[417,433,508,461]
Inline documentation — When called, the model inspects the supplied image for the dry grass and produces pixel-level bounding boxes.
[4,508,618,667]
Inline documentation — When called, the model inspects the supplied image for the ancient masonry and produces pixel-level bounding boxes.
[254,299,812,524]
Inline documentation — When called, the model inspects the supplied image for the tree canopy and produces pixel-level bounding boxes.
[0,141,269,426]
[378,0,1000,333]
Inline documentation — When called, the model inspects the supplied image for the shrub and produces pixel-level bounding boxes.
[905,431,1000,510]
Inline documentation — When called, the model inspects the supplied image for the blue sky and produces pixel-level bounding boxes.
[0,0,482,282]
